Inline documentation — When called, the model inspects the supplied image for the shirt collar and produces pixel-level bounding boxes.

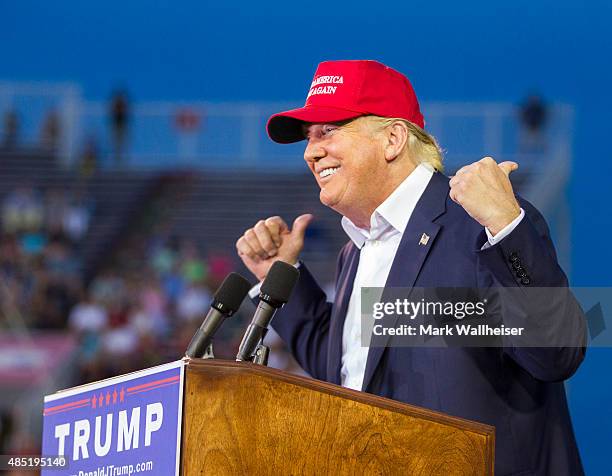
[341,163,434,249]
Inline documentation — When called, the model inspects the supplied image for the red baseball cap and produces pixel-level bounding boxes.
[267,60,425,144]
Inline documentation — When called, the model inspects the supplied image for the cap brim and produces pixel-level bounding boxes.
[267,105,365,144]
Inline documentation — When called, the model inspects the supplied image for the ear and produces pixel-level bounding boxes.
[383,121,409,162]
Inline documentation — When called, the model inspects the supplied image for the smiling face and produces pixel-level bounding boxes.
[302,117,391,228]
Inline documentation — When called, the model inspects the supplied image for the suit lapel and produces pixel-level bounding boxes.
[361,172,449,392]
[326,243,360,384]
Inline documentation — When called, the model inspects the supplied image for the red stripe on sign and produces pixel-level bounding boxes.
[127,380,180,396]
[127,375,180,393]
[44,402,91,416]
[44,398,90,415]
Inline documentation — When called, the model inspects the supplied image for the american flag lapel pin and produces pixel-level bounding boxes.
[419,233,430,246]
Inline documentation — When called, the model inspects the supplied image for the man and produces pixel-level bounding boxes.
[235,60,586,475]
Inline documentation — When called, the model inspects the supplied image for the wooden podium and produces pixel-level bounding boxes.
[181,359,494,475]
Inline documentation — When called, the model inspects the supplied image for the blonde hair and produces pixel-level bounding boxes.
[361,116,445,172]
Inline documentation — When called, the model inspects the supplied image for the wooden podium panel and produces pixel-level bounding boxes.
[181,360,494,475]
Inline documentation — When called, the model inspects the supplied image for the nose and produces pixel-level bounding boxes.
[304,139,326,164]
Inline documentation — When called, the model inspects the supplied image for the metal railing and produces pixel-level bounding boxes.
[0,81,572,170]
[0,81,574,272]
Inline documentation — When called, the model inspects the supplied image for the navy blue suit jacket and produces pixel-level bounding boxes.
[271,172,586,476]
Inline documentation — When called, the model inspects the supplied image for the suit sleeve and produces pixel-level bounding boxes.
[476,198,587,382]
[269,244,350,380]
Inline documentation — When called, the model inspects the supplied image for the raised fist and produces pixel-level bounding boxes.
[449,157,521,235]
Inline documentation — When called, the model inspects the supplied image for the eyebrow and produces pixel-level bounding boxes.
[302,119,355,138]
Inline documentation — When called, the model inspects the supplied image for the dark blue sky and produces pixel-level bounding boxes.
[4,0,611,106]
[2,2,611,470]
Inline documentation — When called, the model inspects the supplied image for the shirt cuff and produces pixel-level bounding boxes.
[482,208,525,250]
[248,261,301,299]
[248,283,262,299]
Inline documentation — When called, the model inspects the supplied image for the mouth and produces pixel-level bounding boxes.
[318,166,340,180]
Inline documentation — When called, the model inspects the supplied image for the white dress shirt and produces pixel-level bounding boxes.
[339,164,524,390]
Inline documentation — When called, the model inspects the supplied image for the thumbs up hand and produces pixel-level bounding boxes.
[449,157,521,236]
[236,214,314,281]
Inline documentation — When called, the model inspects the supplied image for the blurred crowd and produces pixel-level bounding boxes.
[0,181,302,379]
[0,185,90,330]
[72,232,238,383]
[0,176,303,458]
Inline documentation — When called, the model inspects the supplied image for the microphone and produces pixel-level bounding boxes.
[185,272,252,358]
[236,261,299,362]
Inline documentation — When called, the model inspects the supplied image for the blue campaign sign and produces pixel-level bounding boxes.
[42,360,185,476]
